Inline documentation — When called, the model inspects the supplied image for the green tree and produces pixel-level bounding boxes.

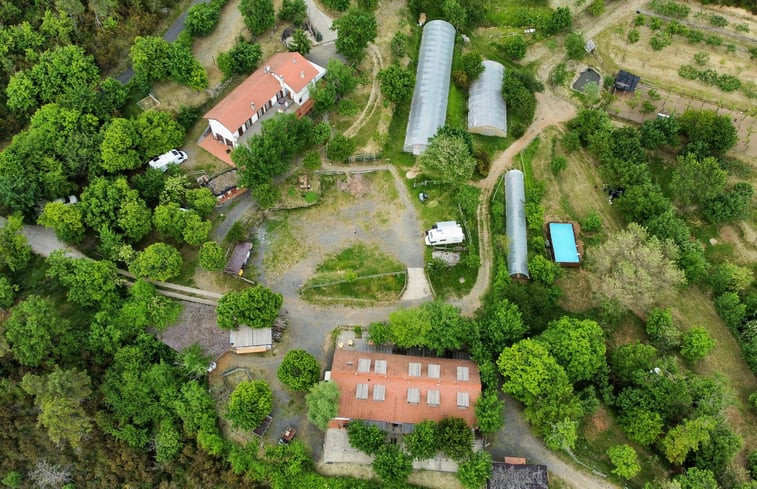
[1,472,22,488]
[46,252,120,308]
[251,182,280,209]
[544,418,579,451]
[566,32,586,60]
[178,344,212,378]
[218,40,263,77]
[645,307,681,350]
[662,416,717,465]
[436,417,473,462]
[199,241,226,271]
[671,153,727,206]
[547,7,572,34]
[475,390,504,435]
[592,223,685,313]
[305,381,340,429]
[503,34,527,60]
[130,36,173,81]
[216,285,283,329]
[226,380,273,430]
[129,243,183,281]
[610,341,657,384]
[174,381,219,435]
[279,0,306,24]
[372,445,412,484]
[3,296,74,366]
[675,467,718,489]
[479,299,527,358]
[404,420,438,460]
[679,109,737,156]
[332,8,377,64]
[420,132,476,184]
[441,0,467,30]
[0,277,16,310]
[498,338,572,405]
[528,254,562,285]
[239,0,274,35]
[619,408,664,446]
[117,199,153,242]
[606,444,640,479]
[181,211,212,246]
[21,367,93,448]
[288,28,311,55]
[37,202,85,243]
[377,64,416,104]
[457,451,492,489]
[277,349,321,391]
[680,327,715,362]
[453,51,484,89]
[539,317,606,383]
[326,134,355,162]
[134,110,185,160]
[155,419,182,462]
[185,0,223,36]
[702,182,753,223]
[0,214,32,272]
[347,420,385,455]
[186,188,217,218]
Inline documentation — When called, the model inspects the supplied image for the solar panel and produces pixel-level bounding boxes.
[457,392,469,408]
[374,360,387,374]
[356,383,369,399]
[428,364,440,379]
[357,358,371,373]
[427,389,440,406]
[408,363,421,377]
[373,384,386,401]
[457,366,470,381]
[407,388,420,404]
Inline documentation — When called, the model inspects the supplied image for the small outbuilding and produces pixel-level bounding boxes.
[225,242,252,276]
[230,326,273,353]
[505,170,529,279]
[614,69,640,92]
[548,222,581,265]
[403,20,456,155]
[468,60,507,138]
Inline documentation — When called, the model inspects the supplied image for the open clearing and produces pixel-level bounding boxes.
[256,171,423,296]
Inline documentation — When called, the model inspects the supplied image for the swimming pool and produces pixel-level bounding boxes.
[549,222,580,264]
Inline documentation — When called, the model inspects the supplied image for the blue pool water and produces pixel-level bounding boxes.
[549,223,580,263]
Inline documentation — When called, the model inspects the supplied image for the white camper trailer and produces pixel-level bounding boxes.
[424,221,465,246]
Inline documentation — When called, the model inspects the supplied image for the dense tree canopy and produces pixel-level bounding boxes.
[0,215,32,272]
[305,381,340,430]
[239,0,275,36]
[216,286,283,329]
[226,380,273,430]
[420,131,477,184]
[377,64,416,104]
[671,153,727,206]
[3,295,75,366]
[538,317,606,383]
[129,243,183,281]
[372,445,412,484]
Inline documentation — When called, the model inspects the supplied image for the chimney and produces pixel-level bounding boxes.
[300,70,304,79]
[250,103,255,110]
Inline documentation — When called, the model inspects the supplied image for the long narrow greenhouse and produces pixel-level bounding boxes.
[402,20,456,155]
[468,60,507,137]
[505,170,529,279]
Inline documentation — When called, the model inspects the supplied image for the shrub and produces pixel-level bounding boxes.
[649,0,690,17]
[649,17,663,30]
[734,23,749,33]
[680,327,715,362]
[198,241,226,271]
[550,155,567,175]
[693,51,709,65]
[186,0,225,36]
[687,29,704,43]
[503,34,528,60]
[581,211,601,233]
[562,131,581,151]
[551,62,568,86]
[303,152,321,170]
[705,35,722,46]
[716,74,741,92]
[326,134,355,162]
[322,0,349,11]
[436,417,473,462]
[650,31,672,50]
[310,122,331,146]
[566,32,586,59]
[372,445,412,484]
[679,64,700,80]
[749,450,757,479]
[218,40,263,78]
[709,14,727,27]
[252,183,280,209]
[391,32,408,59]
[279,0,306,24]
[634,14,645,26]
[641,101,656,114]
[1,472,23,489]
[607,444,641,480]
[646,307,681,350]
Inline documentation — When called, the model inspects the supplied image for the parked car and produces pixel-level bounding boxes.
[278,426,296,445]
[53,195,78,205]
[148,149,188,172]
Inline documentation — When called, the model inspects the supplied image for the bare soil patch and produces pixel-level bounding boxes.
[718,223,757,264]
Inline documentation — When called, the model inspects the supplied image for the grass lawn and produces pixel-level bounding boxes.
[301,243,406,304]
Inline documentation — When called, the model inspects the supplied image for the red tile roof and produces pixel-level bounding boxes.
[330,350,481,427]
[204,52,321,133]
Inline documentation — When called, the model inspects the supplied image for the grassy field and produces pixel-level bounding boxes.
[301,244,406,304]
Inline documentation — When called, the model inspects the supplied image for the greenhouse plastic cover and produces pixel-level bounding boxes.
[505,170,529,278]
[403,20,456,155]
[468,60,507,137]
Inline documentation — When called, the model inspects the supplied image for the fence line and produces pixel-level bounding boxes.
[315,168,383,176]
[301,270,407,290]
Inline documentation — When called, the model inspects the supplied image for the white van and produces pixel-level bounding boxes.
[148,149,188,172]
[424,221,465,246]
